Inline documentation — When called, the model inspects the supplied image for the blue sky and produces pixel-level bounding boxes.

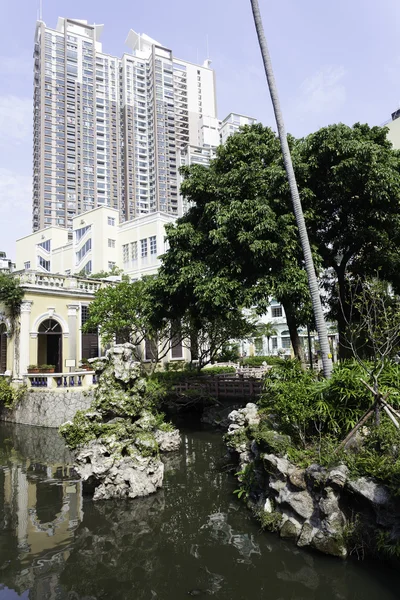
[1,0,400,258]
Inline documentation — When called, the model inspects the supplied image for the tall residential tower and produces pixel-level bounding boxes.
[33,18,218,231]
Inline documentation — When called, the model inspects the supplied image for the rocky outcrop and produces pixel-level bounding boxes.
[60,344,180,500]
[226,404,400,559]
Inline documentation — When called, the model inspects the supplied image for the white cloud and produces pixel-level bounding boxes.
[296,65,347,117]
[0,95,32,144]
[0,168,32,257]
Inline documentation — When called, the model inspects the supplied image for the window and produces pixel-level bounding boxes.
[140,238,148,258]
[108,238,116,248]
[108,261,116,270]
[281,337,291,350]
[122,244,129,263]
[107,216,116,226]
[149,235,157,255]
[75,225,91,242]
[131,241,138,260]
[38,256,50,271]
[272,337,278,350]
[145,338,157,361]
[82,260,92,274]
[271,306,283,318]
[38,240,51,252]
[76,238,92,264]
[24,261,31,270]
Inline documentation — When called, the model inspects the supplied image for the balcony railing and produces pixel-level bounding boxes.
[26,371,98,389]
[18,272,105,295]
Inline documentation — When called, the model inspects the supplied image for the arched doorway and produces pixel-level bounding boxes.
[38,318,62,372]
[0,323,7,374]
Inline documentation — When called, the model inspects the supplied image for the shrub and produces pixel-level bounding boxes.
[0,378,26,409]
[241,355,286,367]
[201,366,236,375]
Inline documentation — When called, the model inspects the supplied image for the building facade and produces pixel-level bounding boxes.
[17,206,175,280]
[33,17,218,231]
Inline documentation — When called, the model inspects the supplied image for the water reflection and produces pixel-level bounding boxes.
[0,424,399,600]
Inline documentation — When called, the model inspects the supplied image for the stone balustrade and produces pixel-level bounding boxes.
[26,371,97,389]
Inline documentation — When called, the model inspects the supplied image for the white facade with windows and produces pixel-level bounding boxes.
[219,113,258,145]
[17,206,176,280]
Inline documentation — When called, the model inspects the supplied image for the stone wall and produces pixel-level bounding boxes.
[1,388,94,428]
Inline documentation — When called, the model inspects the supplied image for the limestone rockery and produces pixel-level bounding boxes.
[60,344,181,501]
[226,404,400,559]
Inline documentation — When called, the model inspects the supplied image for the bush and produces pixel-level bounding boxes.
[0,378,26,410]
[201,366,236,375]
[241,355,286,367]
[256,359,400,489]
[216,343,240,363]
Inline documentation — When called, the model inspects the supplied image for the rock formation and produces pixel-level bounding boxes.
[226,403,400,559]
[60,344,180,500]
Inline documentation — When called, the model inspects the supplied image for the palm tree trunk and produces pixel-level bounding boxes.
[249,0,332,378]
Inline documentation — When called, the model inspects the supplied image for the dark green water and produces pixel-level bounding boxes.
[0,422,399,600]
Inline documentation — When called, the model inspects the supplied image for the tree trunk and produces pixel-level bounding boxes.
[282,299,306,367]
[249,0,332,378]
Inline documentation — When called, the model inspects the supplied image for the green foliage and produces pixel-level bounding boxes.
[254,507,283,532]
[216,343,240,363]
[0,273,24,328]
[241,355,285,367]
[257,359,400,489]
[0,378,26,409]
[233,465,255,500]
[249,423,291,456]
[375,530,400,559]
[201,366,236,375]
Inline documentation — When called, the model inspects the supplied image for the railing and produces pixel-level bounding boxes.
[18,272,105,294]
[26,371,98,389]
[173,376,263,399]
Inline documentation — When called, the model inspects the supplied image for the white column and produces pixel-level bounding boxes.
[18,300,33,379]
[67,304,80,368]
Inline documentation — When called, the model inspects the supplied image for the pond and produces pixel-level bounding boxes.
[0,421,399,600]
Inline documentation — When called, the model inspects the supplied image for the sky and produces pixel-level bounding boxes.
[1,0,400,259]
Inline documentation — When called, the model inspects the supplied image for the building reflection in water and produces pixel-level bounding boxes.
[0,425,82,599]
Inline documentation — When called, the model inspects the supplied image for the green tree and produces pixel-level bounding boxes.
[83,277,179,371]
[249,0,332,377]
[298,123,400,356]
[0,273,24,332]
[158,124,313,365]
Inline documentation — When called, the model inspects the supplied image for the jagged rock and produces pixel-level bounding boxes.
[347,477,390,506]
[75,438,164,501]
[312,530,347,558]
[105,343,141,383]
[276,487,314,520]
[280,516,302,540]
[154,429,181,452]
[264,497,273,513]
[288,467,307,490]
[262,453,291,478]
[319,488,341,517]
[326,465,349,489]
[305,463,327,487]
[269,475,287,493]
[60,344,179,501]
[228,410,246,426]
[242,403,260,426]
[297,521,316,547]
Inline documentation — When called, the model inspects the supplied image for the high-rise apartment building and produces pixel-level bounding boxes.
[33,18,218,231]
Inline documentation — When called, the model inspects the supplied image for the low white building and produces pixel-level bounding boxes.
[16,207,176,280]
